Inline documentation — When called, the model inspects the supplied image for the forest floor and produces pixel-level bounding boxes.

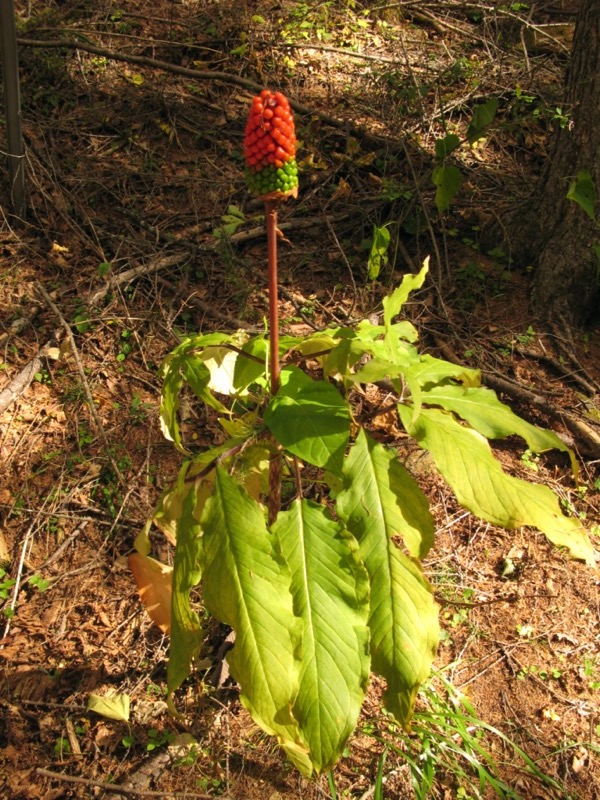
[0,1,599,798]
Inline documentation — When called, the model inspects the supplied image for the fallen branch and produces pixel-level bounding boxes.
[87,252,190,307]
[434,336,600,458]
[89,250,250,328]
[0,348,44,415]
[16,36,415,152]
[35,767,215,799]
[483,373,600,459]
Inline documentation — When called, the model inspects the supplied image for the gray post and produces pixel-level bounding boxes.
[0,1,26,218]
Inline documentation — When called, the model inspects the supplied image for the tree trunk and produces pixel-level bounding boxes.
[522,0,600,327]
[0,0,26,218]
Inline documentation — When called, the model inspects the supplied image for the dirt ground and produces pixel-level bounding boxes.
[0,1,598,798]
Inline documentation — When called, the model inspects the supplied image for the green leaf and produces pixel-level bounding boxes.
[434,133,461,159]
[350,357,408,386]
[466,98,498,144]
[230,42,248,57]
[88,693,130,722]
[233,336,268,391]
[264,367,350,471]
[432,165,462,214]
[97,261,112,279]
[159,334,235,451]
[338,429,434,561]
[201,347,239,396]
[73,311,89,334]
[566,169,596,222]
[398,405,595,565]
[368,224,391,280]
[273,500,370,775]
[337,429,439,724]
[383,260,429,329]
[421,384,578,474]
[151,463,197,546]
[167,483,207,710]
[182,354,229,413]
[159,364,185,451]
[295,332,339,354]
[405,354,481,389]
[201,468,309,772]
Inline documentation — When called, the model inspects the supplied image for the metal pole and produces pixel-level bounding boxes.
[0,0,26,218]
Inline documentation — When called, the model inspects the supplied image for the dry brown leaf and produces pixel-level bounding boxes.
[0,527,10,563]
[572,746,590,774]
[128,553,172,634]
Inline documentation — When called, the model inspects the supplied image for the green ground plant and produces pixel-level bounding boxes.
[363,671,571,799]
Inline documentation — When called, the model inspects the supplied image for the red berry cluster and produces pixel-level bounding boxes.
[244,90,296,172]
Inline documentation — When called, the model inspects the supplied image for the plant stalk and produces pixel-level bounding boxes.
[265,199,280,394]
[265,199,282,524]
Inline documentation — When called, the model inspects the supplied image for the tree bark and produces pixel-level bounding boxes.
[0,0,26,217]
[525,0,600,327]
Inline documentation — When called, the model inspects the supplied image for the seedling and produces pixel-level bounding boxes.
[146,727,173,751]
[0,568,16,600]
[28,574,50,593]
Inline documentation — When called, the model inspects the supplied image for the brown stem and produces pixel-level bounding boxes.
[265,199,280,394]
[265,200,282,524]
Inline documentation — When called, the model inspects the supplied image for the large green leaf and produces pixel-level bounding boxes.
[398,405,595,565]
[566,169,596,221]
[182,353,230,413]
[160,362,186,451]
[339,429,434,559]
[432,165,462,214]
[434,133,461,158]
[422,384,577,474]
[355,318,419,344]
[160,352,227,451]
[368,224,391,280]
[201,468,309,771]
[161,332,235,375]
[233,336,268,392]
[264,366,350,471]
[337,430,439,724]
[167,483,206,711]
[273,500,370,775]
[383,260,429,329]
[406,354,480,389]
[467,97,498,144]
[159,333,240,450]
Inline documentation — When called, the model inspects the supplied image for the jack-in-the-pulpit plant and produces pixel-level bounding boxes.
[129,91,595,780]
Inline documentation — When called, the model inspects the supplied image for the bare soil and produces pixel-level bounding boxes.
[0,2,598,799]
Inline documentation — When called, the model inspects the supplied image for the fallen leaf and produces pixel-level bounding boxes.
[134,699,168,724]
[128,552,172,633]
[88,693,130,722]
[572,746,589,774]
[542,707,561,722]
[0,528,10,563]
